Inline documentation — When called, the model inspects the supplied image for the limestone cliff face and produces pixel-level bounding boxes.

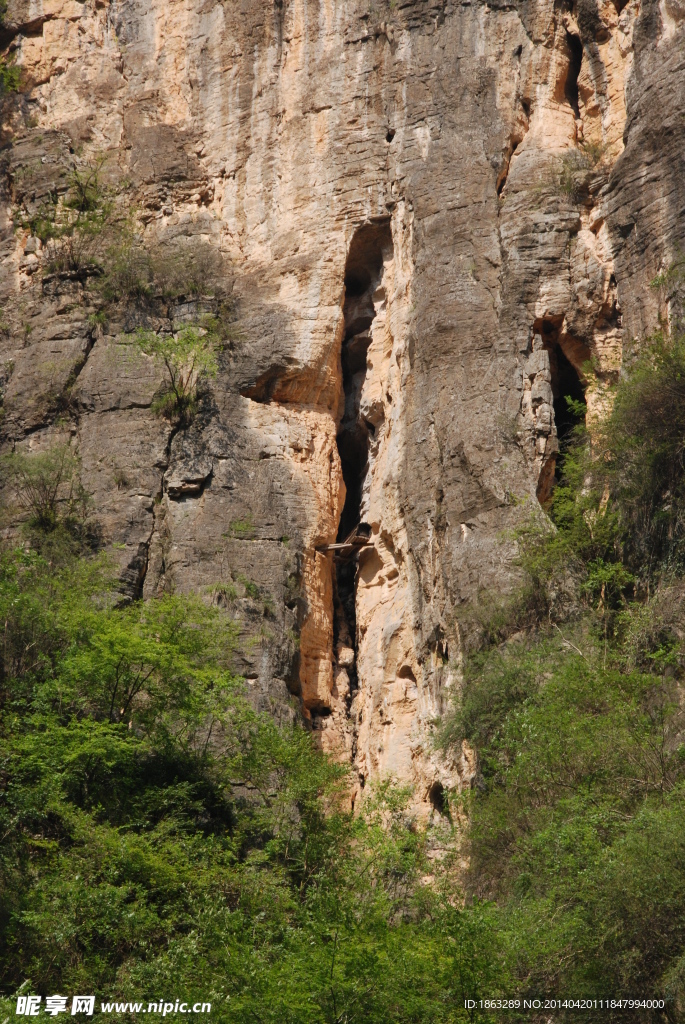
[1,0,683,814]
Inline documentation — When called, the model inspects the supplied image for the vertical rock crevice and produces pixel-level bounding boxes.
[336,221,393,543]
[564,31,584,119]
[547,339,587,455]
[328,212,460,815]
[331,220,393,726]
[528,318,589,505]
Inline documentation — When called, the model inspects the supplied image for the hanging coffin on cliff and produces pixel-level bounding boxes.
[316,522,372,558]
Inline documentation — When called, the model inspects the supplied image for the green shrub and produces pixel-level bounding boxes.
[0,1,19,93]
[129,319,223,427]
[22,160,114,276]
[0,58,20,95]
[448,633,685,1009]
[555,142,606,202]
[1,444,89,534]
[97,224,154,300]
[598,333,685,576]
[228,515,255,539]
[147,239,225,300]
[497,333,685,634]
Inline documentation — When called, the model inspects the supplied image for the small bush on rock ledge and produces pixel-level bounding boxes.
[129,319,224,427]
[1,444,91,534]
[20,159,115,278]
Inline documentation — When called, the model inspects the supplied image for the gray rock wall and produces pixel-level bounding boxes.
[1,0,682,813]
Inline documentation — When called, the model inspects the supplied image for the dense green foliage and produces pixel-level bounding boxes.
[4,334,685,1021]
[0,538,504,1021]
[442,335,685,1020]
[0,59,20,96]
[514,334,685,613]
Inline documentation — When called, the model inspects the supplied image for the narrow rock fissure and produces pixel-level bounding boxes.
[497,139,519,195]
[564,32,583,118]
[496,91,530,197]
[332,221,392,700]
[536,318,588,502]
[121,413,185,601]
[549,343,586,460]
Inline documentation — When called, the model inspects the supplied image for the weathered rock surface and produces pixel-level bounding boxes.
[1,0,683,814]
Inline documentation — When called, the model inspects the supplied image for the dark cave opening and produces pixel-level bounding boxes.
[538,319,588,494]
[550,343,586,460]
[564,32,583,118]
[428,782,449,818]
[333,221,392,682]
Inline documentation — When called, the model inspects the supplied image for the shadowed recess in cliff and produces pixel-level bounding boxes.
[536,317,588,504]
[336,220,392,543]
[428,781,450,818]
[332,220,393,688]
[550,345,586,451]
[564,31,583,118]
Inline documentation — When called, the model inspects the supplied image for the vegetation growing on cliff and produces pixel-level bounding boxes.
[21,161,115,277]
[0,3,20,96]
[0,57,20,95]
[0,479,506,1023]
[1,445,90,534]
[129,322,223,426]
[13,156,233,311]
[442,334,685,1019]
[4,332,685,1020]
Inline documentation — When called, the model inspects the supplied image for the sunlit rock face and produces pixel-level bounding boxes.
[1,0,683,814]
